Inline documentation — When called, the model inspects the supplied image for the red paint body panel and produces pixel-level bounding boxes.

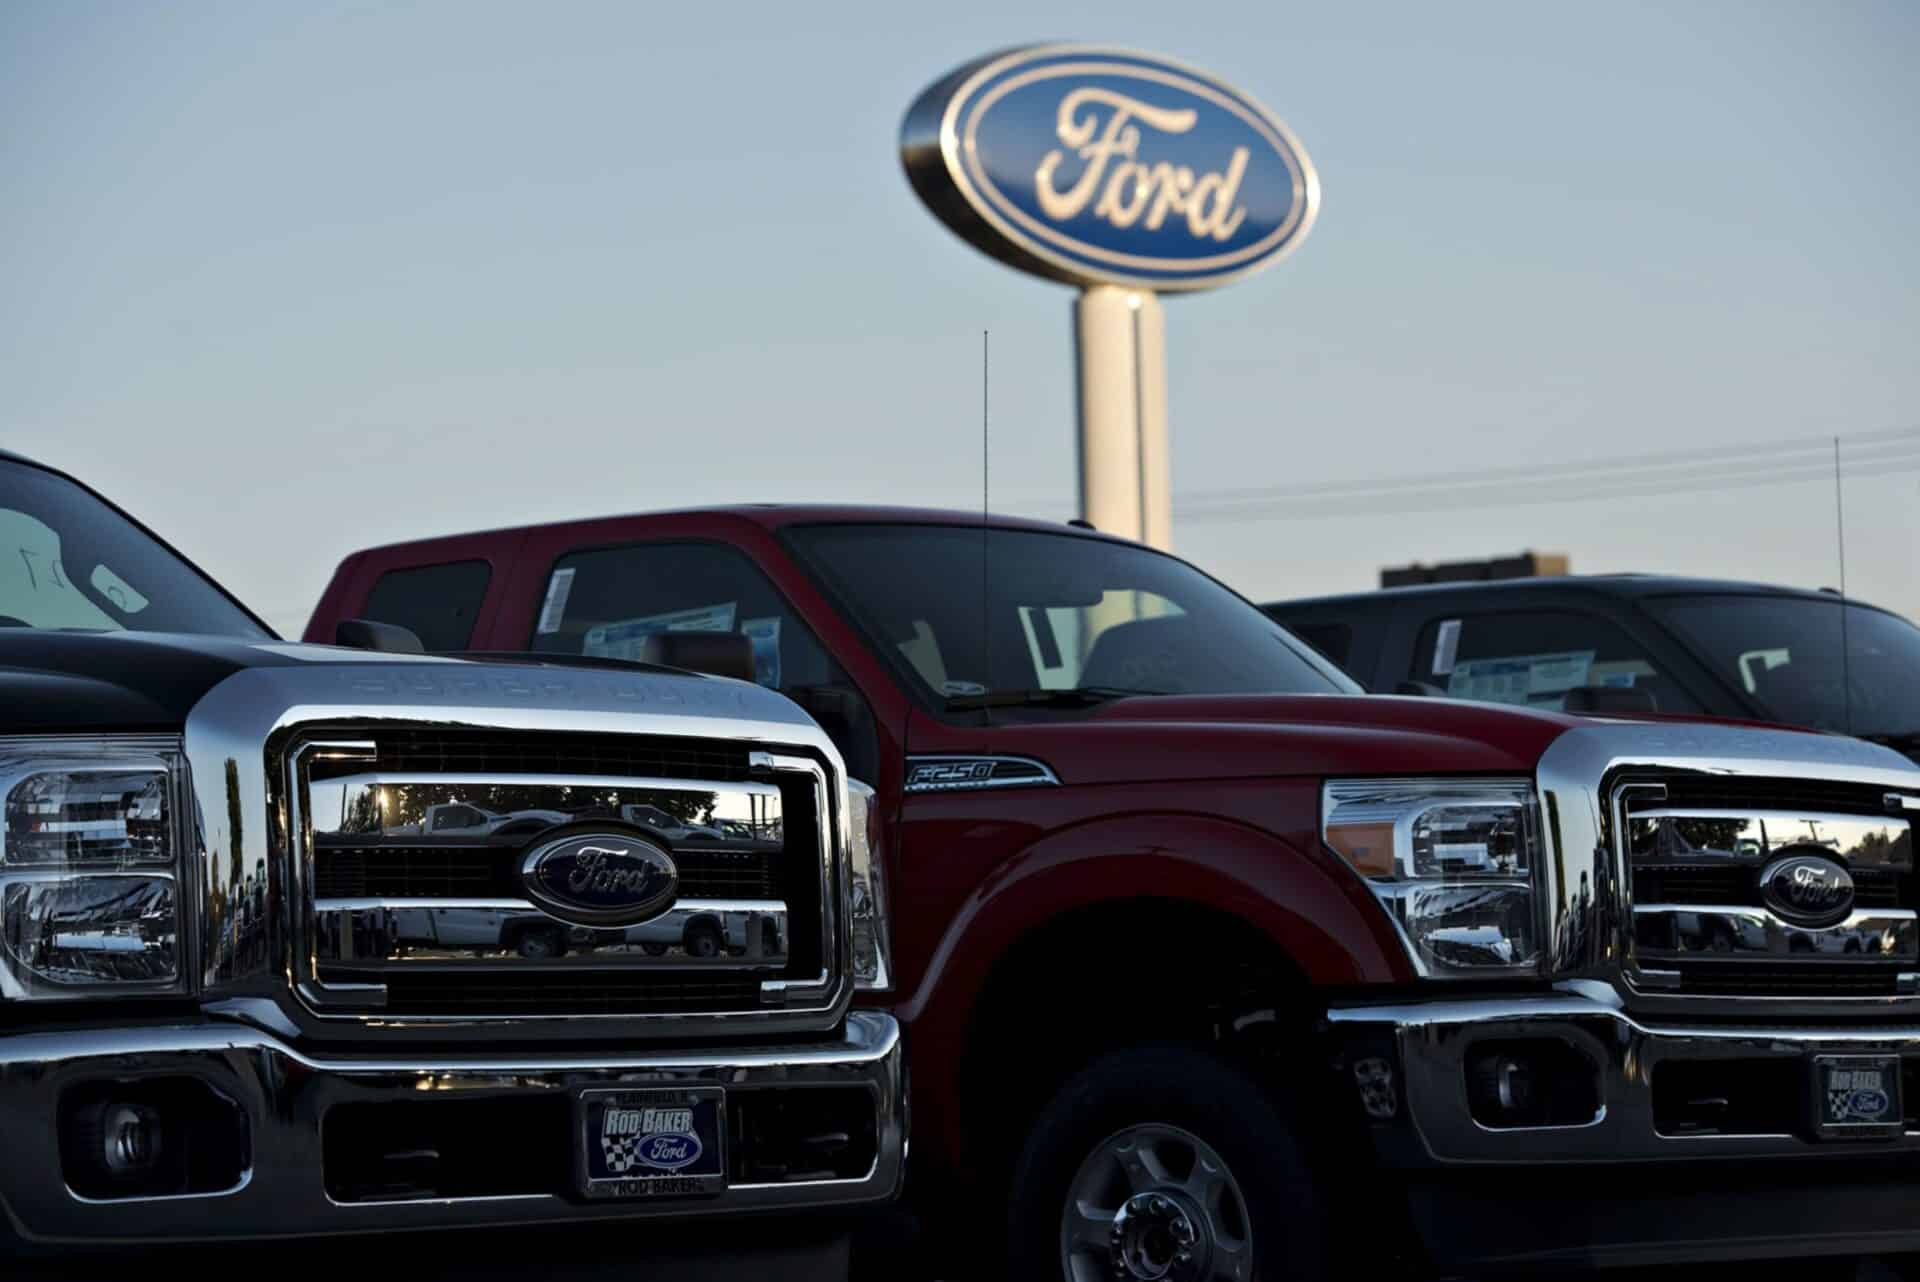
[305,506,1578,1181]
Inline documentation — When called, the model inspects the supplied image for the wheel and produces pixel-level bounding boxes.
[683,919,724,959]
[1006,1045,1328,1282]
[512,926,564,959]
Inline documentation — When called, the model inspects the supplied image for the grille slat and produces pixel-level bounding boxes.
[313,845,780,902]
[367,730,752,782]
[372,972,764,1015]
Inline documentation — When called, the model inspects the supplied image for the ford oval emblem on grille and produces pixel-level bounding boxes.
[520,831,678,928]
[1758,851,1856,928]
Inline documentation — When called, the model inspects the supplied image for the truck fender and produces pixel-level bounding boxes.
[892,811,1412,1173]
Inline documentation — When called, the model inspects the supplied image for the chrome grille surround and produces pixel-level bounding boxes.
[182,658,851,1043]
[1535,720,1920,1018]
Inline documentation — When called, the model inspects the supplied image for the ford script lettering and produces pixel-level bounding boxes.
[902,44,1319,291]
[601,1106,705,1174]
[1759,852,1856,928]
[521,831,678,928]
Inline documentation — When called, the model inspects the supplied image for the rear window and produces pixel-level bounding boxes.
[362,560,491,651]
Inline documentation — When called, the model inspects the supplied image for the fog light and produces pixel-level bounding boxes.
[102,1102,163,1176]
[1466,1040,1601,1129]
[68,1097,167,1190]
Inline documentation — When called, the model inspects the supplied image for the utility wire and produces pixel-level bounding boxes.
[1174,425,1920,507]
[1180,455,1920,525]
[1182,443,1920,517]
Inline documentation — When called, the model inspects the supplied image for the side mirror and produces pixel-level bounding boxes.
[334,618,425,654]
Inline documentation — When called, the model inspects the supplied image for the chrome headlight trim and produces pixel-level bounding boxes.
[846,779,894,992]
[0,735,190,1001]
[1323,776,1544,979]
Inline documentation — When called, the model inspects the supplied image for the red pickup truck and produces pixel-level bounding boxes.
[308,505,1920,1280]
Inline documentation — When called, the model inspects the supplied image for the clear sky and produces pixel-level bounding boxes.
[4,0,1914,638]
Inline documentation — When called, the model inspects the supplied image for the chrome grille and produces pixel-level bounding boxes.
[286,730,837,1023]
[1616,777,1916,999]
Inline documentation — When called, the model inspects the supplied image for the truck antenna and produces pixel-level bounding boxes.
[1833,435,1853,736]
[982,328,992,727]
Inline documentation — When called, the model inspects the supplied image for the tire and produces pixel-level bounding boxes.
[1006,1045,1328,1282]
[683,919,724,959]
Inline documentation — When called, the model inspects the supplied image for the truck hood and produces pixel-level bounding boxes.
[951,693,1833,786]
[0,630,328,733]
[0,631,774,737]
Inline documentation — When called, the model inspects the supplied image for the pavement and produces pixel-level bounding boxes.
[9,1222,1916,1280]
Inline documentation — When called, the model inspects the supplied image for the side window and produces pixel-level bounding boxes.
[362,560,491,652]
[528,542,880,783]
[1410,610,1701,714]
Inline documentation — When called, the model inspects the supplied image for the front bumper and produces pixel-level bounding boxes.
[0,1010,904,1246]
[1330,988,1920,1268]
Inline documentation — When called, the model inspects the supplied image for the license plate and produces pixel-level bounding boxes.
[575,1086,726,1198]
[1811,1055,1902,1140]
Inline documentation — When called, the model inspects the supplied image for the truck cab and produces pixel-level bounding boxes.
[311,505,1920,1280]
[1265,574,1920,763]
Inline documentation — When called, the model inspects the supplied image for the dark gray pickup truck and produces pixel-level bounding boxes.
[1266,574,1920,764]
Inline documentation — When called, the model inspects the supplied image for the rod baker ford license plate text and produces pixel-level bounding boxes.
[576,1086,726,1198]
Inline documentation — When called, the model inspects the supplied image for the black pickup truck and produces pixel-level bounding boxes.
[1265,575,1920,763]
[0,449,903,1255]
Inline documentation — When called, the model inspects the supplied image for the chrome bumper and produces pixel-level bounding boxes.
[0,1010,904,1245]
[1330,988,1920,1163]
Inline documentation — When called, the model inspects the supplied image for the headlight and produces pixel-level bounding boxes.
[846,779,893,992]
[1323,778,1542,978]
[0,743,185,999]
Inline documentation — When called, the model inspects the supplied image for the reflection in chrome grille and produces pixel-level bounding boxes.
[1619,785,1916,998]
[288,736,833,1021]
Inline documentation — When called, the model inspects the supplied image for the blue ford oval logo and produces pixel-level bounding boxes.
[520,831,677,928]
[1758,851,1855,928]
[902,45,1318,291]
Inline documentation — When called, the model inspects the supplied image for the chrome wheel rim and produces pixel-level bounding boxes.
[1060,1123,1253,1282]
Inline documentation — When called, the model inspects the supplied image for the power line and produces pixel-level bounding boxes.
[1174,426,1920,507]
[1181,441,1920,518]
[1180,455,1920,525]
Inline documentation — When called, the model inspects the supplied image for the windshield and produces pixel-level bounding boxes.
[0,459,270,639]
[786,523,1360,710]
[1647,594,1920,741]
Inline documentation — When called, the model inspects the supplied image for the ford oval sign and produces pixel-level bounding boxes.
[1758,851,1856,929]
[520,831,678,928]
[902,44,1319,291]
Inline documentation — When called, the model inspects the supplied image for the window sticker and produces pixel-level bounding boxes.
[741,615,782,687]
[89,565,149,614]
[1446,650,1595,707]
[583,603,738,661]
[535,568,576,635]
[1432,619,1462,677]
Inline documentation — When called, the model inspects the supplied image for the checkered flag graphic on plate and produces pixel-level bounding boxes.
[602,1130,646,1174]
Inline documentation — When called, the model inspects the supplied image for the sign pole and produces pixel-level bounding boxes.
[1074,285,1171,550]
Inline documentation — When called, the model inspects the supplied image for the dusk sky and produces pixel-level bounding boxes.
[5,0,1914,637]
